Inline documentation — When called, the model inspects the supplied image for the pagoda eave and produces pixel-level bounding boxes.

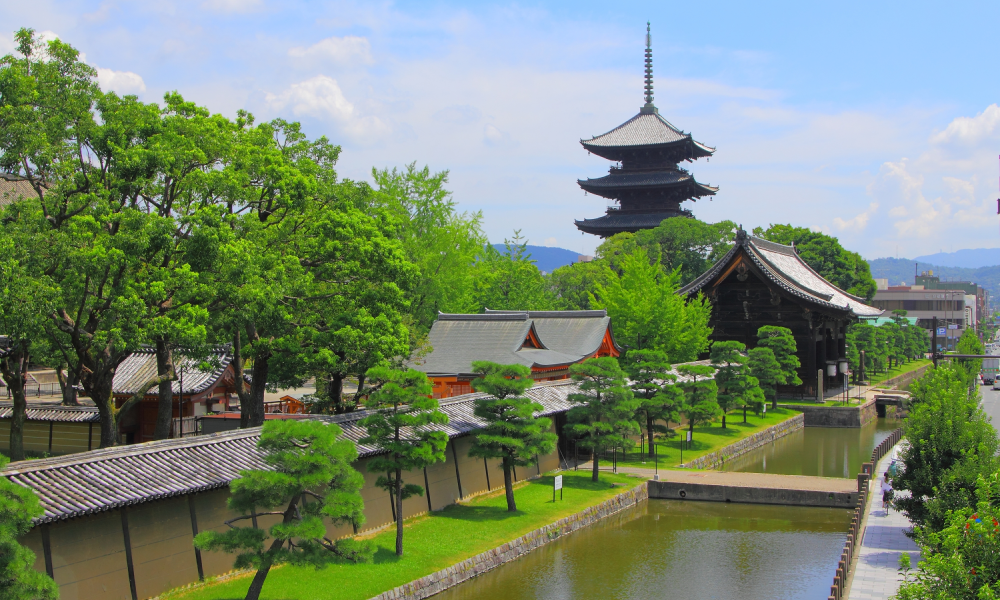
[574,210,693,237]
[580,139,713,163]
[577,178,718,200]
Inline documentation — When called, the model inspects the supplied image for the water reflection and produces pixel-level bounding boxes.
[433,500,850,600]
[722,417,900,478]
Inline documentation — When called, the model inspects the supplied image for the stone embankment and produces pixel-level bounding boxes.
[681,413,804,470]
[367,483,648,600]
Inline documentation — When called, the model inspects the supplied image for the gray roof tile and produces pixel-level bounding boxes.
[112,348,232,396]
[581,112,714,153]
[0,404,99,423]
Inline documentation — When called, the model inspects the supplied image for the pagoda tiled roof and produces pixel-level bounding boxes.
[574,211,690,235]
[581,112,714,156]
[680,233,883,318]
[578,170,718,199]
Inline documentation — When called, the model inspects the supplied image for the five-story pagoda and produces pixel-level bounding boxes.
[575,24,718,238]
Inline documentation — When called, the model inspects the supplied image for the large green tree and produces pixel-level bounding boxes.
[748,346,781,413]
[591,246,711,362]
[468,362,557,512]
[469,232,556,312]
[566,357,639,482]
[359,367,448,556]
[752,224,877,300]
[193,420,373,600]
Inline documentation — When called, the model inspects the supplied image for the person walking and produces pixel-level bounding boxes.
[881,472,894,513]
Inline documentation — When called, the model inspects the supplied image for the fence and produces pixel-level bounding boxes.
[1,382,61,398]
[827,427,903,600]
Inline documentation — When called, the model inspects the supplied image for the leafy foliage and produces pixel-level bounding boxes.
[756,326,801,406]
[748,347,781,412]
[193,420,372,600]
[566,358,639,482]
[468,362,557,511]
[893,363,999,533]
[469,232,556,312]
[590,246,711,362]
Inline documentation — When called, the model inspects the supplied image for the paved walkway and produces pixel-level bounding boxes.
[584,463,858,493]
[848,445,921,600]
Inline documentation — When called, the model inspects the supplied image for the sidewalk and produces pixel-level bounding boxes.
[847,445,921,600]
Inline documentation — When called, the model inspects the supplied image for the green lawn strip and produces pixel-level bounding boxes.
[613,407,800,469]
[866,358,931,386]
[170,471,640,600]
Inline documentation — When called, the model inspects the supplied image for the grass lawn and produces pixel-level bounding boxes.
[166,470,641,600]
[866,358,931,387]
[610,407,800,469]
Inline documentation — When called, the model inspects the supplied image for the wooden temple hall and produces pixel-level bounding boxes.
[680,230,883,397]
[575,23,717,238]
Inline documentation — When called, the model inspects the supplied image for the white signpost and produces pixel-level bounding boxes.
[553,474,563,501]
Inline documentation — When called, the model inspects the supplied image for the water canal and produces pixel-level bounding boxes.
[433,500,851,600]
[722,417,901,478]
[432,418,900,599]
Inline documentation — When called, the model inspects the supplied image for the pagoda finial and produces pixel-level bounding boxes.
[641,22,657,114]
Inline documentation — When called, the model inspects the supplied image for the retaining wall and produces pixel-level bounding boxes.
[367,483,648,600]
[681,413,804,470]
[880,363,931,390]
[780,398,876,428]
[647,479,857,508]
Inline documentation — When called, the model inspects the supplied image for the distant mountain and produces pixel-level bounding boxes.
[491,244,585,274]
[913,248,1000,269]
[868,257,1000,304]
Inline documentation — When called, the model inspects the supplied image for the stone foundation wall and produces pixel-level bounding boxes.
[367,483,649,600]
[681,413,805,470]
[781,398,876,428]
[880,363,931,390]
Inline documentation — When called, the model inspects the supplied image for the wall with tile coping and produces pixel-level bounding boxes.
[366,482,648,600]
[681,413,804,470]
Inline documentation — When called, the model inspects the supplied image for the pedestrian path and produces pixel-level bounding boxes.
[848,445,921,600]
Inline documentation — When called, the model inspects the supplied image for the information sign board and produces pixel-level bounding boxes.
[553,474,563,501]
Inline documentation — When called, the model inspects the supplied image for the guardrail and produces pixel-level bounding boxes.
[827,427,903,600]
[0,382,61,397]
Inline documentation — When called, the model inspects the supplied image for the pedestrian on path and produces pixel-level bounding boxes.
[882,472,894,513]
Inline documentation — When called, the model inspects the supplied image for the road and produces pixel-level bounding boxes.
[980,382,1000,425]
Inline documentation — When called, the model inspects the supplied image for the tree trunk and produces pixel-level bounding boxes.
[154,339,175,440]
[591,450,599,482]
[394,467,404,556]
[94,383,120,448]
[502,457,516,511]
[248,357,269,427]
[771,395,778,410]
[327,373,343,412]
[57,367,79,406]
[243,556,274,600]
[646,414,655,458]
[233,326,270,429]
[1,341,30,461]
[743,405,747,423]
[721,413,727,428]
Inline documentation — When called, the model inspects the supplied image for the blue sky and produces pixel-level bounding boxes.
[4,0,1000,259]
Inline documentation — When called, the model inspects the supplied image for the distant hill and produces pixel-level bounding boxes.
[491,244,585,274]
[868,257,1000,304]
[913,248,1000,269]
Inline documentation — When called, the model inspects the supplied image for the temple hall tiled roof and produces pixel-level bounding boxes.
[409,311,618,376]
[0,173,41,209]
[578,170,718,199]
[680,232,883,318]
[112,347,233,396]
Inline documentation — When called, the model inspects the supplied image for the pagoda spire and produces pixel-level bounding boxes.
[641,22,657,114]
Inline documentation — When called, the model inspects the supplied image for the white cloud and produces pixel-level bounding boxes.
[288,36,372,65]
[0,33,15,56]
[833,203,878,232]
[265,75,390,137]
[931,104,1000,146]
[483,124,516,148]
[543,237,558,246]
[201,0,263,13]
[96,68,147,95]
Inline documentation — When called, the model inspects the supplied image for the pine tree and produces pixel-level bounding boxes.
[622,349,680,456]
[748,347,781,413]
[566,357,639,482]
[676,364,720,441]
[468,362,557,511]
[359,367,448,556]
[193,421,373,600]
[757,326,801,406]
[711,340,762,427]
